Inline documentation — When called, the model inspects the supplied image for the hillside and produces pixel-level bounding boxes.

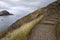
[0,0,60,40]
[0,7,46,38]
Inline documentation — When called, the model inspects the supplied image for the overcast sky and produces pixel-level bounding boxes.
[0,0,56,14]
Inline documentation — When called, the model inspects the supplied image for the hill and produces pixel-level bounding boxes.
[0,0,60,40]
[0,10,13,16]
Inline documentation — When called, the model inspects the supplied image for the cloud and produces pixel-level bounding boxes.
[0,1,12,9]
[0,0,56,14]
[20,0,56,8]
[0,0,21,6]
[20,2,41,7]
[7,6,35,14]
[10,6,32,11]
[1,0,56,7]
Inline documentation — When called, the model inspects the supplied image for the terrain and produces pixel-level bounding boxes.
[0,10,13,16]
[0,0,60,40]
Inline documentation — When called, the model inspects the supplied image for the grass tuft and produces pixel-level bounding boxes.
[1,15,44,40]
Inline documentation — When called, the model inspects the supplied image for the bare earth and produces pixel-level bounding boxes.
[27,13,60,40]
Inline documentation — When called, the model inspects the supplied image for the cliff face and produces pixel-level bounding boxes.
[0,0,60,40]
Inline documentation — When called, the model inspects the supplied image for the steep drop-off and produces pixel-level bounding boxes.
[0,7,46,38]
[0,0,60,40]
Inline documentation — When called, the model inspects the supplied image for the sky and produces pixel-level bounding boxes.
[0,0,56,14]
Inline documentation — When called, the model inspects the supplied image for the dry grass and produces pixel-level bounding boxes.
[5,8,45,33]
[1,15,44,40]
[0,6,45,39]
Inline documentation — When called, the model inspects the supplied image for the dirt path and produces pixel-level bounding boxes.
[27,13,60,40]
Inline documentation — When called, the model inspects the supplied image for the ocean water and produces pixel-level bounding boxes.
[0,0,56,31]
[0,12,31,31]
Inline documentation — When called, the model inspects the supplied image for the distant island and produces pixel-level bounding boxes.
[0,10,13,16]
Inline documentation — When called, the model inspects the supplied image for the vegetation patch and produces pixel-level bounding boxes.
[1,15,44,40]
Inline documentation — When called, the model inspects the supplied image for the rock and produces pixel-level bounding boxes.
[0,10,13,16]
